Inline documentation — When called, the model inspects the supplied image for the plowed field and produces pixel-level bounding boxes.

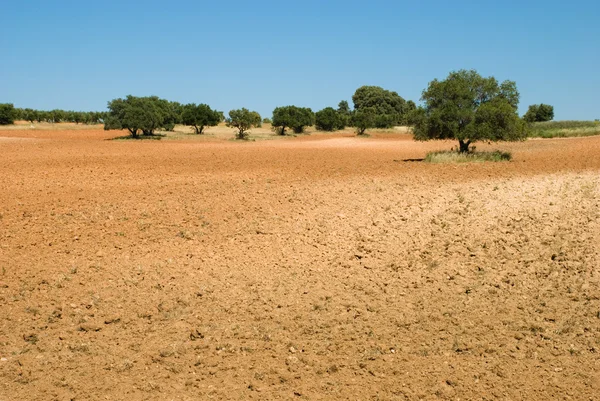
[1,128,599,400]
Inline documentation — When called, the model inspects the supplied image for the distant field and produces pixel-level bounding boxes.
[0,121,408,141]
[528,120,600,138]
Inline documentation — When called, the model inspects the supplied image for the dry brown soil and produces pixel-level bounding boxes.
[1,127,599,400]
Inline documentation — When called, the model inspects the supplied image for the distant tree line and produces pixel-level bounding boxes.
[103,95,264,140]
[3,75,559,151]
[0,104,108,125]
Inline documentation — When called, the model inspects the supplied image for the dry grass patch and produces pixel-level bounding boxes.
[424,150,512,163]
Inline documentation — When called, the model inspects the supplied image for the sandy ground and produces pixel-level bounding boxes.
[0,127,599,400]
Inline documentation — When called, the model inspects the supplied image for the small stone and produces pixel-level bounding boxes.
[289,346,297,353]
[1,357,8,362]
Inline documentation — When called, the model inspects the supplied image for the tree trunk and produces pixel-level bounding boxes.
[129,128,138,138]
[458,139,471,153]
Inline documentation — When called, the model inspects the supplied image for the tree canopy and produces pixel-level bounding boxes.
[352,86,408,127]
[181,103,221,134]
[412,69,527,152]
[272,106,315,135]
[524,104,554,122]
[227,108,261,140]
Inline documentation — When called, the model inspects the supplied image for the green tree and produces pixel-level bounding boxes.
[251,111,263,128]
[0,103,17,125]
[403,100,417,124]
[412,69,527,153]
[524,103,554,122]
[337,100,352,127]
[227,108,261,140]
[13,108,24,121]
[181,103,221,134]
[50,109,66,123]
[21,108,37,123]
[315,107,346,131]
[104,95,172,137]
[338,100,351,115]
[272,106,314,135]
[352,86,407,127]
[351,108,377,135]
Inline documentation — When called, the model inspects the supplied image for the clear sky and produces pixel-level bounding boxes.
[1,0,598,120]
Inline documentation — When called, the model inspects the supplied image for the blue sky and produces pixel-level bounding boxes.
[1,0,599,120]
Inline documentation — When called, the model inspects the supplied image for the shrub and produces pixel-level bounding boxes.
[424,150,512,163]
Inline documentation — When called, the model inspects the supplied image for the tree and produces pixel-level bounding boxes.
[272,106,315,135]
[104,95,172,137]
[21,108,37,123]
[181,103,221,134]
[338,100,351,115]
[49,109,66,123]
[524,104,554,122]
[351,108,377,135]
[352,86,407,127]
[337,100,352,127]
[412,69,527,153]
[227,108,261,140]
[0,103,17,125]
[251,111,263,128]
[403,100,417,124]
[315,107,346,131]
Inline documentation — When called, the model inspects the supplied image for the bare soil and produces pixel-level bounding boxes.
[1,127,599,400]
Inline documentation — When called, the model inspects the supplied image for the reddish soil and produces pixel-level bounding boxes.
[1,129,599,400]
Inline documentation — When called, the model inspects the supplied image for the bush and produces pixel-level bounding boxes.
[424,150,512,163]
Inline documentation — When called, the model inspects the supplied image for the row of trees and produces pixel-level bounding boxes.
[101,86,419,139]
[103,95,264,140]
[268,86,417,136]
[0,104,107,125]
[3,72,557,152]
